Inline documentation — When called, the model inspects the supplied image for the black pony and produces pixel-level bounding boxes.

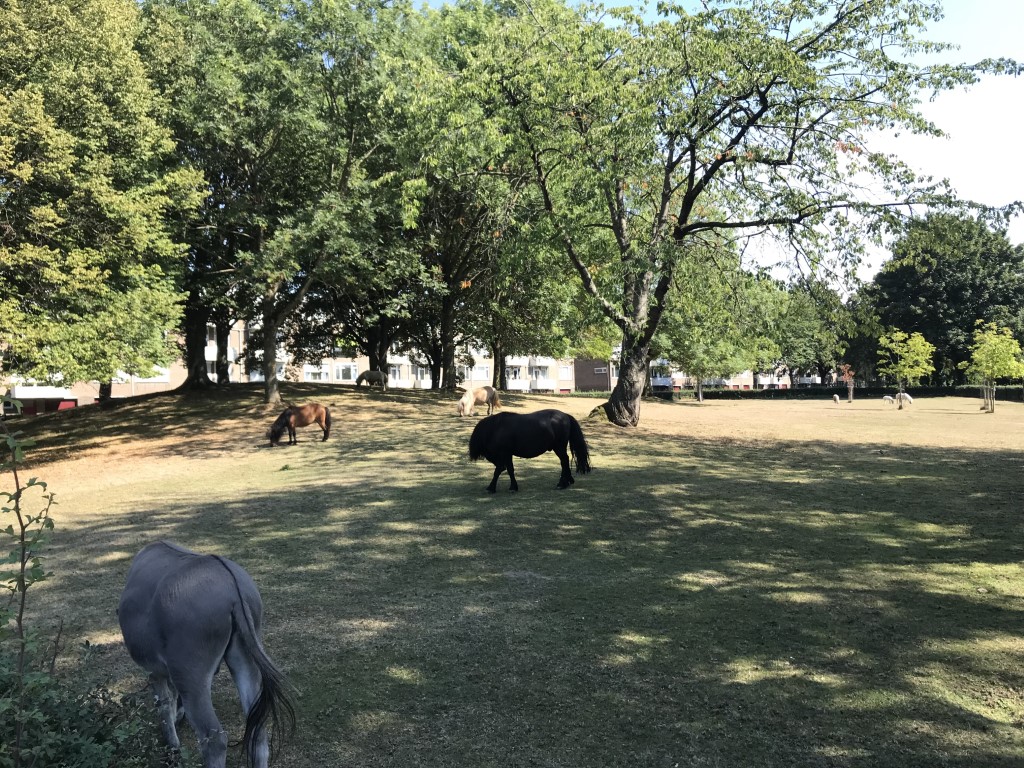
[468,409,592,492]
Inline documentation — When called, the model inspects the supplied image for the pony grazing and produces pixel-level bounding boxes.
[468,409,591,492]
[355,369,388,391]
[118,541,295,768]
[458,385,502,416]
[267,402,331,445]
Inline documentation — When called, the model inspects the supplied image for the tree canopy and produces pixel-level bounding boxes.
[2,0,1019,419]
[426,0,1011,424]
[866,213,1024,384]
[1,0,201,386]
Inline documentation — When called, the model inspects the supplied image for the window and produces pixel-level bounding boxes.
[389,364,401,380]
[206,324,216,344]
[594,366,607,375]
[206,361,216,376]
[336,364,357,381]
[305,366,328,382]
[559,365,572,379]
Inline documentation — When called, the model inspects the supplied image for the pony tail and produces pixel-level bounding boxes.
[213,556,296,767]
[235,611,297,768]
[568,416,592,475]
[492,390,502,410]
[324,407,332,440]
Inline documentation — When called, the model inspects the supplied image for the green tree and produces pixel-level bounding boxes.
[963,322,1024,413]
[654,250,778,402]
[455,0,1008,425]
[877,329,935,408]
[140,0,410,403]
[0,0,201,389]
[771,280,851,385]
[869,213,1024,384]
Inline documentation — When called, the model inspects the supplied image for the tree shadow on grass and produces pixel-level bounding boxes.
[25,414,1024,768]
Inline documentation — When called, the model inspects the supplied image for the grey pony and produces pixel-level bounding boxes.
[118,541,295,768]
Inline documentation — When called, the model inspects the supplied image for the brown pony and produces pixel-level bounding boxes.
[458,385,502,417]
[267,403,331,446]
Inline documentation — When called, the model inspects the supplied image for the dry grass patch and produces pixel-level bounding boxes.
[8,386,1024,767]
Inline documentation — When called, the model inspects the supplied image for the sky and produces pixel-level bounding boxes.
[876,0,1024,244]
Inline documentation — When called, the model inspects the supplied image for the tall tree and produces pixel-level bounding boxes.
[456,0,1008,425]
[654,249,778,402]
[963,322,1024,413]
[877,328,935,407]
[0,0,201,389]
[868,213,1024,384]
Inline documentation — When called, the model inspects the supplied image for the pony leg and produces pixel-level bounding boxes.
[176,676,228,768]
[487,464,504,493]
[506,457,519,492]
[553,446,574,489]
[288,425,296,445]
[150,674,182,751]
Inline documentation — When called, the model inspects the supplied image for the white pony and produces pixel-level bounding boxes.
[458,385,502,416]
[882,395,894,405]
[832,394,840,404]
[355,369,388,391]
[895,392,914,406]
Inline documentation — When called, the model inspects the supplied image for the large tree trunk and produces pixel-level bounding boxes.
[696,379,704,403]
[261,299,282,405]
[215,319,232,385]
[366,323,395,373]
[181,298,214,390]
[490,342,506,389]
[601,342,649,426]
[439,297,458,390]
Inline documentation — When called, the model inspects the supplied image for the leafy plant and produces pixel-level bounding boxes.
[962,322,1024,413]
[1,398,166,768]
[877,329,936,407]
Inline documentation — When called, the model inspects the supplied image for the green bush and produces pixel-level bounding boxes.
[1,397,167,768]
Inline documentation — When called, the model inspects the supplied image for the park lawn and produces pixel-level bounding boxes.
[9,385,1024,768]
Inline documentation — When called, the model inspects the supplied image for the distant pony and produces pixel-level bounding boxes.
[355,370,388,391]
[832,394,840,405]
[895,392,914,408]
[267,403,331,446]
[458,386,502,417]
[882,395,894,406]
[468,409,591,492]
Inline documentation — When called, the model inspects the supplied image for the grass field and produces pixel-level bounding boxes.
[9,386,1024,767]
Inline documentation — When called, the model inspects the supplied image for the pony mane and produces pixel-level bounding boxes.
[467,414,500,461]
[267,408,292,443]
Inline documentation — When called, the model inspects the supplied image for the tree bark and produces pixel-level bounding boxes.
[215,319,232,385]
[181,298,215,390]
[261,297,282,406]
[601,342,649,426]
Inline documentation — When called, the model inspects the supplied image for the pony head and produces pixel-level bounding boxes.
[457,390,473,416]
[267,409,291,445]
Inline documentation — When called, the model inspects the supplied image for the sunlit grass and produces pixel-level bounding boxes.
[12,386,1024,768]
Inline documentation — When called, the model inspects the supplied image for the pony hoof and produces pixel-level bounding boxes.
[486,487,497,494]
